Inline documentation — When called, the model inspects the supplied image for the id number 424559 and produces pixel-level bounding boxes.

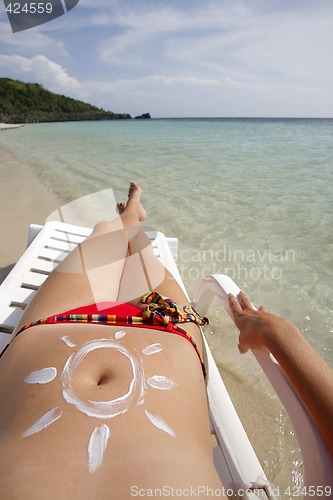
[5,3,53,14]
[285,485,332,497]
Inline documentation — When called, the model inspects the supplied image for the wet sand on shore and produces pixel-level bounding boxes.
[0,142,62,283]
[0,122,25,131]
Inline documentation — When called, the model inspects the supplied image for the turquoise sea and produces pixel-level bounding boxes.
[1,118,333,491]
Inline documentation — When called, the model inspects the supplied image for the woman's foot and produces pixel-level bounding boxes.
[117,202,126,215]
[117,182,146,221]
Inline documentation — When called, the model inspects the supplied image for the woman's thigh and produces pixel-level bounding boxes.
[14,225,131,333]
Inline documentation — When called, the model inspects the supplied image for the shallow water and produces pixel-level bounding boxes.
[1,118,332,492]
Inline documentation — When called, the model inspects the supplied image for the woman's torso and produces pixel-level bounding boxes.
[0,323,222,499]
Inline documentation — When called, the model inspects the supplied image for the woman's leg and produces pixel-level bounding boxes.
[117,229,205,355]
[117,230,186,305]
[14,182,146,332]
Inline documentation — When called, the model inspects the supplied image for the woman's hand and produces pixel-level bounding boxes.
[228,291,300,354]
[228,292,333,455]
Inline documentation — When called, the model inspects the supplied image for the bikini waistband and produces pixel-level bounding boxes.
[1,292,208,378]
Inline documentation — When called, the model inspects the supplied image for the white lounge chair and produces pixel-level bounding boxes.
[0,221,332,499]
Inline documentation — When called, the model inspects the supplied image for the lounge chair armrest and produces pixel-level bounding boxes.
[191,273,241,318]
[192,274,333,488]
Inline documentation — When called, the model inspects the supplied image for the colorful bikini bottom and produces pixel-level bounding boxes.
[1,292,208,378]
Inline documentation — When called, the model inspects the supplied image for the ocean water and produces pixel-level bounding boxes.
[1,118,333,491]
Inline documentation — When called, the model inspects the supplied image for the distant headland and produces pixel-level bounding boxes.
[135,113,151,119]
[0,78,150,124]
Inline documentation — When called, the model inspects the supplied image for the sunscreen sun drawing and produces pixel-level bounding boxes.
[21,332,176,473]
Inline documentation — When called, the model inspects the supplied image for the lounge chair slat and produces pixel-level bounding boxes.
[45,240,78,252]
[30,258,57,275]
[21,271,48,289]
[0,306,23,329]
[38,247,67,262]
[54,226,92,238]
[49,233,86,245]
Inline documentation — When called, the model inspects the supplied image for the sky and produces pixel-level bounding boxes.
[0,0,333,118]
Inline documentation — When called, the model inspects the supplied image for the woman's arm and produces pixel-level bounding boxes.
[228,291,333,455]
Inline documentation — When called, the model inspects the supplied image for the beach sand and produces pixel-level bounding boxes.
[0,135,62,283]
[0,123,25,131]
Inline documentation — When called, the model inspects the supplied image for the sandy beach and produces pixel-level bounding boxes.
[0,123,25,131]
[0,128,62,282]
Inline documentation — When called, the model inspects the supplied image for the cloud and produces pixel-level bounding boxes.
[96,1,333,88]
[79,71,255,118]
[1,0,332,117]
[103,74,239,88]
[81,73,236,101]
[0,55,84,96]
[97,4,233,66]
[146,75,220,86]
[0,19,68,58]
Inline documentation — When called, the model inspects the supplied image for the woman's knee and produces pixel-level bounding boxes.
[91,218,123,236]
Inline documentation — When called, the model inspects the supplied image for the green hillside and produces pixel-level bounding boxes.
[0,78,131,123]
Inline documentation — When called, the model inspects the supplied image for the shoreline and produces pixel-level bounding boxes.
[0,141,63,283]
[0,122,25,131]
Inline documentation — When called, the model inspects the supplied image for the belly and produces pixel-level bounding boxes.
[0,324,222,499]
